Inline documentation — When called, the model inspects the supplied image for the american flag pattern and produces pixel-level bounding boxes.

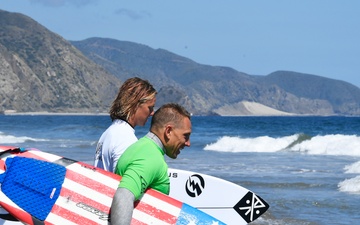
[0,146,225,225]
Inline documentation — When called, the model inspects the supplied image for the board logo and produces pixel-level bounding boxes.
[233,191,270,223]
[185,174,205,197]
[76,202,109,220]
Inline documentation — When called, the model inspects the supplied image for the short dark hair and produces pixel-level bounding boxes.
[151,103,191,130]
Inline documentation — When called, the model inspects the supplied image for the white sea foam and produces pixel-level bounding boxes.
[204,134,360,156]
[344,161,360,174]
[338,175,360,194]
[204,134,299,153]
[0,132,44,144]
[289,134,360,156]
[339,160,360,194]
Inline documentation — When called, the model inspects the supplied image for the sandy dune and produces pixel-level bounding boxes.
[213,101,294,116]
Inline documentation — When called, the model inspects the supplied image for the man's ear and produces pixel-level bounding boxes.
[164,125,173,140]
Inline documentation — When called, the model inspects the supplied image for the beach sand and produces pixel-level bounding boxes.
[213,101,294,116]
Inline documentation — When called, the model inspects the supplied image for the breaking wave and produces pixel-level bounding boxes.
[339,161,360,194]
[0,132,47,144]
[204,133,360,156]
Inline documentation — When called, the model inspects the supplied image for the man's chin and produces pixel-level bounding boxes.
[170,153,178,159]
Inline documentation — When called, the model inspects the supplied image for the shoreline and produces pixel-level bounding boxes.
[1,111,109,116]
[1,101,343,117]
[1,112,340,117]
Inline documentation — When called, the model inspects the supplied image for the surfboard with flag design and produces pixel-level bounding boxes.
[0,146,224,225]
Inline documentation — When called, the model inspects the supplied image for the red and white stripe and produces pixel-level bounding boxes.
[0,146,185,225]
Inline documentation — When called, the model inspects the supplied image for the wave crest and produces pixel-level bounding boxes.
[204,133,360,156]
[0,132,46,144]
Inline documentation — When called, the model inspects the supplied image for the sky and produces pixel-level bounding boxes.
[1,0,360,87]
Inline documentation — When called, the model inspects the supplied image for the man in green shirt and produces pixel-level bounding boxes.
[111,103,192,225]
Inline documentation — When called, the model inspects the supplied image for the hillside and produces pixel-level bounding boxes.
[258,71,360,114]
[1,9,360,116]
[71,37,360,115]
[0,10,121,113]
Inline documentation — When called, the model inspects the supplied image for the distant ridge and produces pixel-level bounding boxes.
[1,9,360,116]
[71,37,360,115]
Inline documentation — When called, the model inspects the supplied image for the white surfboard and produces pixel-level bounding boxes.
[168,168,269,225]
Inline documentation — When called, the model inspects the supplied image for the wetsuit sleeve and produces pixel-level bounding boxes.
[111,187,135,225]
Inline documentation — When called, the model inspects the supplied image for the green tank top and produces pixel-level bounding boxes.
[115,136,170,200]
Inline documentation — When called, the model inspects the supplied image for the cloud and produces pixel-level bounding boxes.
[114,8,151,20]
[29,0,97,7]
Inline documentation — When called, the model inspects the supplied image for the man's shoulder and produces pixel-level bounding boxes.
[129,136,153,148]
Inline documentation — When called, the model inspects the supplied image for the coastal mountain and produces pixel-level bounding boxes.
[0,10,121,113]
[1,9,360,115]
[71,37,360,115]
[258,71,360,115]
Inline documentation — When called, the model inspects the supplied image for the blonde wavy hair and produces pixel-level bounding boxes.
[109,77,157,121]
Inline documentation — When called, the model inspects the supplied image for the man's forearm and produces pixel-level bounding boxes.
[110,188,135,225]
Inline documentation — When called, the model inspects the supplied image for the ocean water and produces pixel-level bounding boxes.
[1,115,360,225]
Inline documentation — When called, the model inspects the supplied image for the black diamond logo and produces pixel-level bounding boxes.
[233,191,269,223]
